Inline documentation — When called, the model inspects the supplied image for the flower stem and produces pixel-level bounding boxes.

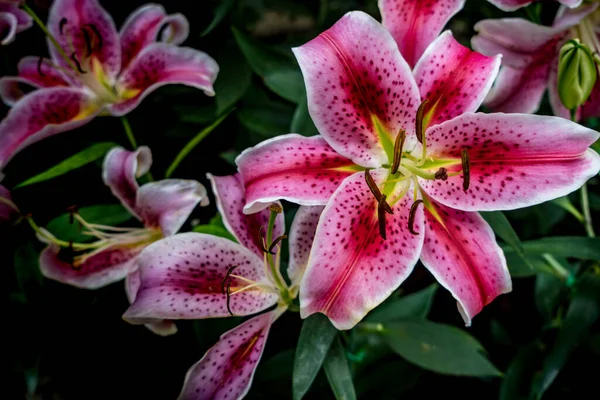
[26,216,98,250]
[165,109,232,178]
[581,183,595,237]
[21,3,77,73]
[120,116,138,149]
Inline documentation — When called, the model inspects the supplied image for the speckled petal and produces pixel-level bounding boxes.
[0,56,69,106]
[119,4,189,70]
[178,310,280,400]
[208,173,284,258]
[110,43,218,116]
[293,11,420,167]
[414,31,500,128]
[300,171,424,330]
[488,0,581,12]
[135,179,209,236]
[236,134,357,214]
[102,146,152,219]
[125,270,177,336]
[287,205,324,287]
[420,112,600,211]
[40,243,144,289]
[421,198,511,326]
[47,0,121,82]
[0,3,32,45]
[0,87,99,171]
[123,233,278,323]
[379,0,465,68]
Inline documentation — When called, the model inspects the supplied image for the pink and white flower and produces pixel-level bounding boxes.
[39,146,208,336]
[0,183,18,223]
[473,2,600,120]
[0,0,218,172]
[487,0,582,12]
[0,0,32,45]
[123,173,323,399]
[236,11,600,330]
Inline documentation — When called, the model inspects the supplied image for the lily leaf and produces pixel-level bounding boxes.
[511,237,600,260]
[214,43,252,115]
[500,342,545,400]
[323,336,356,400]
[384,320,501,377]
[14,243,43,302]
[365,284,437,323]
[201,0,236,36]
[293,313,338,400]
[46,204,133,243]
[291,94,319,136]
[481,211,532,271]
[192,213,236,242]
[15,142,118,188]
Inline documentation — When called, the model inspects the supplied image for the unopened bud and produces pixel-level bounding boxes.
[557,39,598,111]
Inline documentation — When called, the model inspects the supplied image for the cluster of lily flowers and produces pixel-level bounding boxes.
[1,0,600,398]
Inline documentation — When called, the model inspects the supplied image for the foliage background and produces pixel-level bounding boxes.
[1,0,599,399]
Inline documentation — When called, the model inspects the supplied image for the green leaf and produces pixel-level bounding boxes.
[232,27,303,103]
[237,104,294,138]
[256,349,295,383]
[531,274,600,397]
[500,342,545,400]
[354,360,420,397]
[551,196,585,223]
[503,252,553,278]
[14,242,43,301]
[293,313,338,400]
[201,0,236,36]
[15,142,118,188]
[323,336,356,400]
[384,320,501,377]
[509,237,600,260]
[291,94,319,136]
[534,273,566,320]
[214,43,252,115]
[365,284,437,323]
[481,211,532,271]
[192,213,236,242]
[46,204,133,242]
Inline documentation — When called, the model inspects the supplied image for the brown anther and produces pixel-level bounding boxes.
[70,52,86,73]
[461,148,471,191]
[391,129,406,174]
[221,265,238,294]
[377,195,389,240]
[365,170,383,202]
[81,28,93,57]
[408,200,424,235]
[225,281,234,316]
[59,18,68,35]
[268,203,283,214]
[257,226,270,253]
[416,100,429,144]
[85,24,103,49]
[434,168,448,181]
[37,57,45,77]
[66,205,78,224]
[268,234,288,255]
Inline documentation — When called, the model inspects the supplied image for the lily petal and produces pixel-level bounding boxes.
[47,0,121,81]
[379,0,465,68]
[488,0,582,12]
[414,31,501,128]
[119,4,189,71]
[178,310,280,400]
[0,56,69,106]
[0,87,100,171]
[102,146,152,219]
[300,171,424,330]
[421,198,511,326]
[125,270,177,336]
[110,43,219,116]
[40,243,144,289]
[288,205,324,287]
[135,179,209,236]
[293,11,420,167]
[123,233,278,323]
[208,173,284,258]
[236,134,357,214]
[0,2,31,45]
[0,184,18,223]
[420,112,600,211]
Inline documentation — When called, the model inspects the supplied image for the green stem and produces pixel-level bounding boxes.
[120,116,138,149]
[21,4,77,73]
[26,216,98,250]
[542,253,574,286]
[165,110,233,178]
[581,183,595,237]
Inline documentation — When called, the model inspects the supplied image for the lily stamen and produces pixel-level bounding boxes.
[408,200,424,235]
[377,194,390,240]
[391,129,406,174]
[70,52,86,73]
[365,169,383,202]
[434,167,448,181]
[221,265,238,294]
[461,148,471,191]
[85,24,103,50]
[59,17,68,35]
[267,234,288,255]
[415,100,429,144]
[37,56,46,77]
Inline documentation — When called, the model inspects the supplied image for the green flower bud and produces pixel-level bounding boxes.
[557,39,598,111]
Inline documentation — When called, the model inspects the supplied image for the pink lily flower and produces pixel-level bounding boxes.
[0,0,32,45]
[472,3,600,120]
[236,11,600,330]
[487,0,582,12]
[0,184,19,223]
[0,0,219,171]
[123,173,323,399]
[39,146,208,336]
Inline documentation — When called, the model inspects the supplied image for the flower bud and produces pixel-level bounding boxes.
[557,39,598,111]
